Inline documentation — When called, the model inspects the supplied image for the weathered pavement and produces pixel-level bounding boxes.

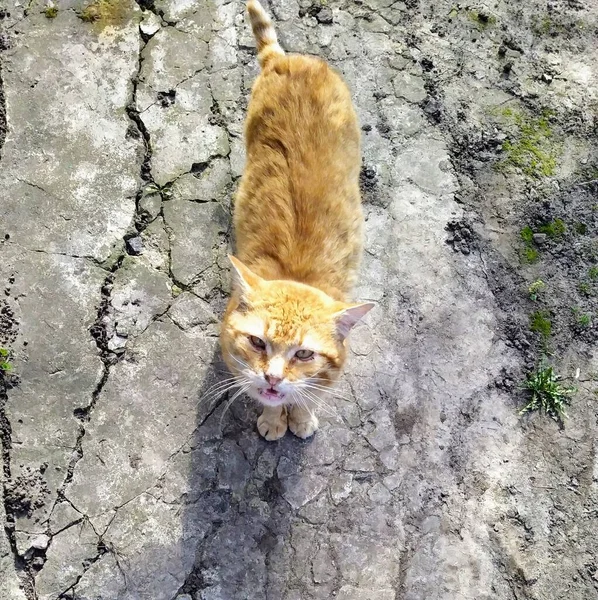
[1,0,597,598]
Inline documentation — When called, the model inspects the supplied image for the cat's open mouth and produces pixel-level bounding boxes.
[259,387,285,403]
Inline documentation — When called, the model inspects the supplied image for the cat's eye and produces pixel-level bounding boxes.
[295,349,314,360]
[249,335,266,350]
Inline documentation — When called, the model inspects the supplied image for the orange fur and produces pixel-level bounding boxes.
[219,0,373,440]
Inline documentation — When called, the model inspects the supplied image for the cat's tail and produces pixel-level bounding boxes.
[247,0,285,68]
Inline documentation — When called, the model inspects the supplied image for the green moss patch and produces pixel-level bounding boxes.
[467,9,497,29]
[78,0,129,28]
[496,108,560,178]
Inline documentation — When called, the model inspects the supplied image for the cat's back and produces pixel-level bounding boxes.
[235,53,363,300]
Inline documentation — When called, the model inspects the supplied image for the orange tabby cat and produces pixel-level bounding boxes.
[220,0,373,441]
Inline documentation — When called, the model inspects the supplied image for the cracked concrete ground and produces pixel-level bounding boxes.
[1,0,597,598]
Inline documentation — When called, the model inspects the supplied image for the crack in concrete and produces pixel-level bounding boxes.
[0,55,6,158]
[0,361,37,597]
[4,241,112,271]
[32,15,171,592]
[135,0,176,29]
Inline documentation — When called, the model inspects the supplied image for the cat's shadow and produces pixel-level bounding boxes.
[179,346,310,596]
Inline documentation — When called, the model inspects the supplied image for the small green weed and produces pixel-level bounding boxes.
[520,226,534,244]
[521,247,539,264]
[532,16,552,35]
[0,348,12,373]
[579,281,594,297]
[44,5,58,18]
[519,227,539,263]
[78,0,127,27]
[520,365,576,420]
[538,218,566,238]
[530,310,551,339]
[528,279,545,301]
[574,222,588,235]
[588,267,598,280]
[467,9,497,29]
[577,313,591,327]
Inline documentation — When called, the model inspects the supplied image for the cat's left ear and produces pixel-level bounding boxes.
[228,255,263,296]
[335,303,375,340]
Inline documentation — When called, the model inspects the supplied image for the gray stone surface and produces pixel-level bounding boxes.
[1,0,597,599]
[0,441,27,600]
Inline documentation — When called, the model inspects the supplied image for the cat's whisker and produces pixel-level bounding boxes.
[198,377,246,401]
[219,384,251,428]
[200,375,245,396]
[305,380,354,398]
[300,388,337,418]
[305,398,336,419]
[307,392,338,415]
[194,377,247,409]
[302,382,353,403]
[293,391,317,420]
[302,386,340,413]
[230,354,252,371]
[309,377,354,395]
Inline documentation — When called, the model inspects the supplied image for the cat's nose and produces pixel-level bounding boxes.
[265,374,282,387]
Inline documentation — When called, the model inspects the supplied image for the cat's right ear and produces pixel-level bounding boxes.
[228,255,262,297]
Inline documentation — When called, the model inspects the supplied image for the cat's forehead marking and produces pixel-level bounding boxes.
[266,318,320,347]
[300,333,321,351]
[231,312,266,338]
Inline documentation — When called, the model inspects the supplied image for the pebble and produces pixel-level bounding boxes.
[31,534,50,550]
[458,241,470,255]
[126,236,144,256]
[140,11,161,37]
[532,233,547,245]
[316,6,333,24]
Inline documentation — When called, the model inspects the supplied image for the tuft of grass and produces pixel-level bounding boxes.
[588,266,598,280]
[80,4,100,22]
[538,218,566,238]
[467,9,497,29]
[577,313,591,327]
[0,348,12,373]
[497,109,559,178]
[574,222,588,235]
[534,16,552,35]
[530,310,551,339]
[520,365,576,420]
[521,246,539,264]
[44,5,58,18]
[528,279,545,301]
[519,226,542,264]
[78,0,128,27]
[579,281,594,297]
[520,226,534,244]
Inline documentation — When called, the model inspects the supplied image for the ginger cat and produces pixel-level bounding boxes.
[220,0,373,441]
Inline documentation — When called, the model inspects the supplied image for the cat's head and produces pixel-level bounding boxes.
[220,256,373,407]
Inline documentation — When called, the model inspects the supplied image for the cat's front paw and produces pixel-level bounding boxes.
[288,408,319,439]
[257,410,288,441]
